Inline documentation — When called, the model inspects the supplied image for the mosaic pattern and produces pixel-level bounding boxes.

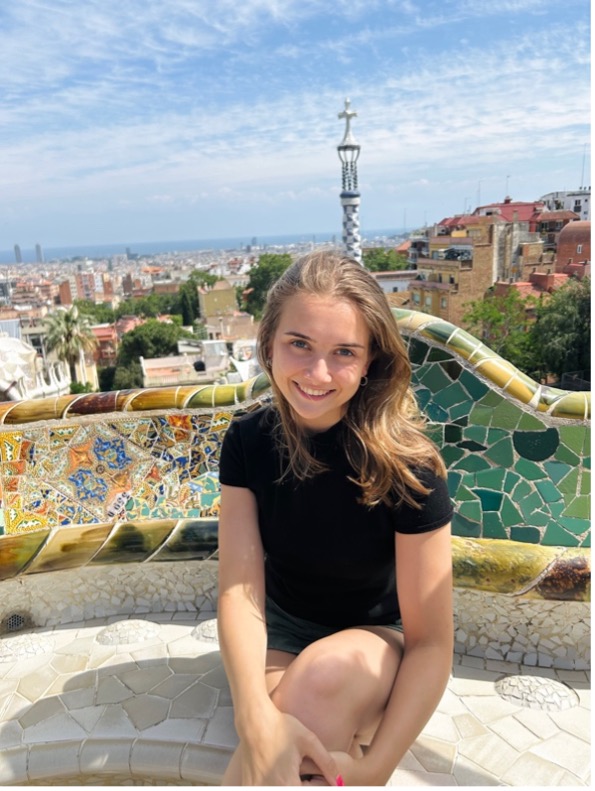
[0,310,590,602]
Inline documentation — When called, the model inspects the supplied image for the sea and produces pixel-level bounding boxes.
[0,228,405,264]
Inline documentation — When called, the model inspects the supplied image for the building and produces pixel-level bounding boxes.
[555,221,591,277]
[540,188,590,221]
[90,323,119,367]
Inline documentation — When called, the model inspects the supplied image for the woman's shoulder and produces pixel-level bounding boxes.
[224,405,277,444]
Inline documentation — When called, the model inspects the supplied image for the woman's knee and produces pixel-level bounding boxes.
[270,645,364,714]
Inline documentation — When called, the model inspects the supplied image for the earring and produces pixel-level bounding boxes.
[360,375,368,387]
[266,358,272,368]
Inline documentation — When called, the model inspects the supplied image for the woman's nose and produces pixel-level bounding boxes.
[307,356,332,381]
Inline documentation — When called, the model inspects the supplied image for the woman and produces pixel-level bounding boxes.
[217,251,453,786]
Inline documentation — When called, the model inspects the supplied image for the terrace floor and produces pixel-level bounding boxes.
[0,610,590,787]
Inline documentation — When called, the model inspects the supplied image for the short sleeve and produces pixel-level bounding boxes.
[218,418,248,487]
[394,469,453,534]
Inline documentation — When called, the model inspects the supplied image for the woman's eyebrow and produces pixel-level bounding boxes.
[283,330,365,348]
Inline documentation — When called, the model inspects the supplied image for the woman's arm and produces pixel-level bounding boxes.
[354,523,454,786]
[217,483,338,786]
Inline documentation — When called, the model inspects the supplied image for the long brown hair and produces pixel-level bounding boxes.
[257,251,446,507]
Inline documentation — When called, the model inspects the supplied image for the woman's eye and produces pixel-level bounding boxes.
[291,339,308,349]
[336,348,354,357]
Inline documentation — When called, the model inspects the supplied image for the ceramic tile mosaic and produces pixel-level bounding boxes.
[1,312,588,552]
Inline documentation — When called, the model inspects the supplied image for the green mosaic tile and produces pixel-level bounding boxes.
[468,405,492,426]
[458,370,489,400]
[525,510,549,527]
[475,468,506,489]
[501,496,523,527]
[512,479,532,500]
[445,425,463,443]
[515,458,547,480]
[584,456,591,470]
[519,491,543,518]
[484,438,514,468]
[440,360,463,381]
[548,501,566,518]
[554,444,580,465]
[580,533,590,548]
[447,470,462,495]
[425,425,444,446]
[464,426,488,443]
[433,382,469,409]
[461,473,477,487]
[580,470,590,495]
[482,512,508,539]
[558,516,590,535]
[425,402,449,422]
[452,416,469,426]
[517,413,546,430]
[487,428,507,444]
[559,425,588,455]
[479,389,505,407]
[414,387,432,410]
[474,489,502,511]
[458,500,482,523]
[543,523,580,547]
[504,471,520,493]
[408,337,429,365]
[427,347,453,362]
[458,440,486,452]
[451,512,481,538]
[454,484,477,501]
[490,402,522,430]
[543,461,572,485]
[441,446,466,466]
[535,479,563,503]
[512,429,559,462]
[449,401,474,421]
[421,322,455,345]
[563,495,590,519]
[419,363,452,393]
[453,455,491,472]
[511,526,542,544]
[558,468,579,495]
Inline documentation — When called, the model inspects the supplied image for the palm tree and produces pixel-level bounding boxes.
[45,306,98,385]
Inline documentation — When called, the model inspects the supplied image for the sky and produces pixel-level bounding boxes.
[0,0,591,250]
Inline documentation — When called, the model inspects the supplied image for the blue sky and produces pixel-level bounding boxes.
[0,0,590,249]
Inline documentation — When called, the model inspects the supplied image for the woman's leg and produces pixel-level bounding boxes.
[222,628,403,785]
[268,626,404,781]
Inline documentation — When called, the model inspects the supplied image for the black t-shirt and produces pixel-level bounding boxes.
[219,406,453,627]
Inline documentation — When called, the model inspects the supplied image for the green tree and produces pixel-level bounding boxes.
[462,289,537,375]
[45,306,98,384]
[116,319,193,368]
[530,278,591,381]
[243,253,292,318]
[112,360,144,390]
[74,299,115,324]
[362,248,409,272]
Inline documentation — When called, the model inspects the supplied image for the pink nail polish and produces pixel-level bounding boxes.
[336,775,344,786]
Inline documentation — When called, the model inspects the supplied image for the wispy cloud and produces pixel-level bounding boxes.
[0,0,589,245]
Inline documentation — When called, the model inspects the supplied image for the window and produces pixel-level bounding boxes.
[413,293,420,304]
[441,298,447,309]
[425,295,432,307]
[577,244,583,254]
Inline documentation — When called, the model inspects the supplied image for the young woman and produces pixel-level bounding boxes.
[217,251,453,786]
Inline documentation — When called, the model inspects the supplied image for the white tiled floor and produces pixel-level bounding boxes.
[0,614,590,786]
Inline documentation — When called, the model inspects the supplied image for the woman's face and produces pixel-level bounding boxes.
[269,292,371,432]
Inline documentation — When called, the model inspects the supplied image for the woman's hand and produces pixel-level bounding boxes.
[240,710,338,786]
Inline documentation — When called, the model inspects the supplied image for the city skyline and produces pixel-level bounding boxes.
[1,0,590,249]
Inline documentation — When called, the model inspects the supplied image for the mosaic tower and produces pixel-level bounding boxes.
[337,98,362,265]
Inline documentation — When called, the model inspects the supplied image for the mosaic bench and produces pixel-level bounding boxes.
[0,310,590,785]
[0,309,590,671]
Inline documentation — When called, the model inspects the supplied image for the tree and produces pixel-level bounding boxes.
[45,306,98,385]
[530,277,591,381]
[74,299,115,324]
[116,319,193,368]
[363,248,409,272]
[243,253,292,318]
[462,289,538,375]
